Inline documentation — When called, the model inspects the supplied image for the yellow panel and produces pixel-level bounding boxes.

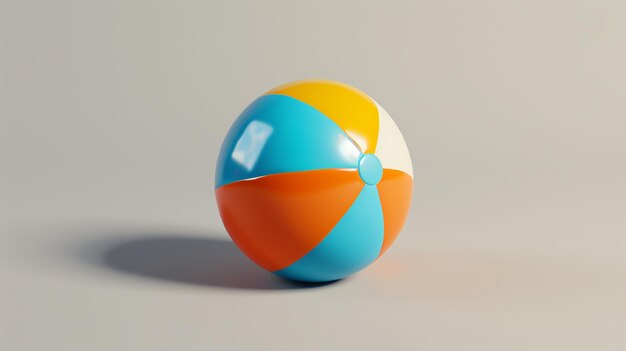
[266,80,379,153]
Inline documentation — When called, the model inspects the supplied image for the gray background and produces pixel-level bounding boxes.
[2,1,626,350]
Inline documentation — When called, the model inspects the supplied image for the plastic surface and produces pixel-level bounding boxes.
[274,185,384,282]
[358,154,383,185]
[215,79,413,282]
[215,94,361,188]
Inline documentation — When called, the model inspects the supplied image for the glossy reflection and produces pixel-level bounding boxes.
[215,94,361,188]
[231,120,273,171]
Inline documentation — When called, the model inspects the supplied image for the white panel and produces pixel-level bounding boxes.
[373,101,413,178]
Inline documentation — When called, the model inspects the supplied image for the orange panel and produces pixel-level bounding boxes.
[216,169,364,271]
[377,169,413,255]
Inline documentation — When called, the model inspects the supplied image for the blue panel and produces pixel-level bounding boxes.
[216,94,362,188]
[274,185,384,282]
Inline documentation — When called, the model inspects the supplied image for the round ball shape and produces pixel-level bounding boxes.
[215,80,413,282]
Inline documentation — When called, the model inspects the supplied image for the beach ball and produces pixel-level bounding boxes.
[215,80,413,282]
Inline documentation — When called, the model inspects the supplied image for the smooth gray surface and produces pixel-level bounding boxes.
[2,1,626,350]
